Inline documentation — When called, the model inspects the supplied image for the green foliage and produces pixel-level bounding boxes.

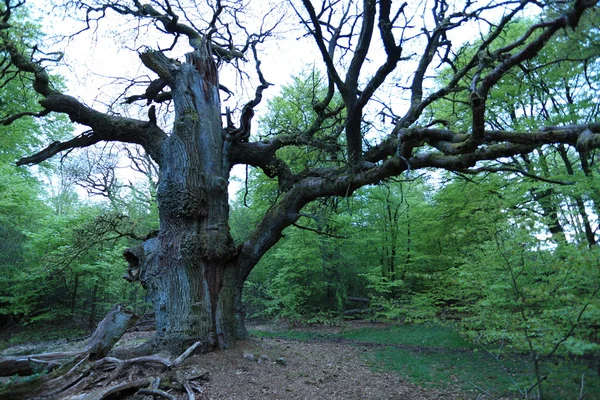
[360,265,404,298]
[454,230,600,356]
[0,10,155,335]
[258,69,346,172]
[0,9,596,399]
[1,206,142,325]
[427,14,600,132]
[245,226,350,323]
[236,43,600,396]
[0,175,154,331]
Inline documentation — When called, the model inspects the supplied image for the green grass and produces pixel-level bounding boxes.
[250,323,471,349]
[0,323,88,353]
[338,323,474,349]
[369,346,528,394]
[250,323,600,399]
[250,329,333,341]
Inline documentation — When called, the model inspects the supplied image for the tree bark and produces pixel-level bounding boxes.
[85,304,138,360]
[125,43,242,354]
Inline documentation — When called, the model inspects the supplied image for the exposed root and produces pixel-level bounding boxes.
[137,387,177,400]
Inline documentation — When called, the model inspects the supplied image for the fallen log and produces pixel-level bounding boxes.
[84,304,138,360]
[0,305,207,400]
[347,296,370,304]
[0,304,138,378]
[0,353,64,376]
[0,305,139,399]
[344,306,385,316]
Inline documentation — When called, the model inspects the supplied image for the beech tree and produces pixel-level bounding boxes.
[1,0,599,355]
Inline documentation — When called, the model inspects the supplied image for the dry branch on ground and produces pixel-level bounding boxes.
[0,305,207,400]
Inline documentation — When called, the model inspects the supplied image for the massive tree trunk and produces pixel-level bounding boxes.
[125,43,243,354]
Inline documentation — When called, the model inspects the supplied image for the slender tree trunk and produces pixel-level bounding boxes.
[71,272,79,323]
[557,146,597,247]
[534,188,568,243]
[386,200,399,282]
[578,152,600,218]
[572,196,596,247]
[522,152,567,244]
[404,199,411,271]
[88,280,99,330]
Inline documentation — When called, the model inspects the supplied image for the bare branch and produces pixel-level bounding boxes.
[356,0,405,109]
[0,29,167,165]
[345,0,376,95]
[298,0,346,95]
[16,131,100,166]
[225,41,272,142]
[1,108,50,125]
[452,166,575,186]
[292,222,348,239]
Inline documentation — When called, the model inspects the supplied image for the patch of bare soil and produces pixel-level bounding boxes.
[182,336,467,400]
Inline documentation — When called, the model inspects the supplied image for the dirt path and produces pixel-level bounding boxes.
[188,336,467,399]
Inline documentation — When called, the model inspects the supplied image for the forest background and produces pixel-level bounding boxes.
[0,1,599,398]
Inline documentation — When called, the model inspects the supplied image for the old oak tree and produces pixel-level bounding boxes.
[1,0,599,358]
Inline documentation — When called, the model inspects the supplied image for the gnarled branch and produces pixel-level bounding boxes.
[1,31,167,165]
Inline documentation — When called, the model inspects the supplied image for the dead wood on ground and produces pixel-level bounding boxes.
[0,305,208,399]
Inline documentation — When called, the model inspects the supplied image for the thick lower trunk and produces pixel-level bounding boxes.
[122,221,240,353]
[144,255,236,353]
[234,281,249,339]
[125,236,245,354]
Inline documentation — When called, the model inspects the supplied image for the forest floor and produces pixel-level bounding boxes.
[2,321,478,399]
[2,321,597,399]
[184,331,467,399]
